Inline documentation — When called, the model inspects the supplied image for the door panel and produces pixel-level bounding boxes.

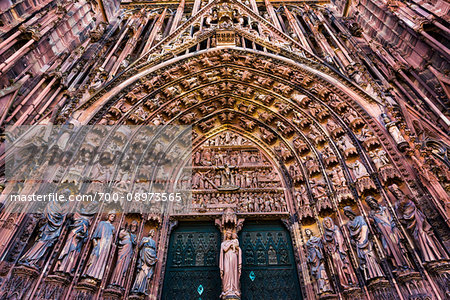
[239,221,303,300]
[162,223,221,300]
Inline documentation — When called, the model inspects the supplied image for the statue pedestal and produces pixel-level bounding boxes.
[36,274,71,299]
[342,286,362,298]
[424,260,450,298]
[318,292,338,300]
[221,294,240,300]
[1,265,39,299]
[128,292,146,300]
[367,278,395,299]
[396,271,432,299]
[396,270,421,282]
[103,285,124,300]
[424,259,450,273]
[72,277,98,299]
[12,264,40,276]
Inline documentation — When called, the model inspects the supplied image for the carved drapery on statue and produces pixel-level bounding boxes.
[344,207,384,281]
[131,230,158,295]
[110,221,138,287]
[215,208,244,299]
[305,229,333,295]
[322,217,357,289]
[365,196,411,271]
[219,230,242,299]
[83,212,116,281]
[56,214,90,274]
[19,195,70,269]
[390,185,449,263]
[410,155,450,217]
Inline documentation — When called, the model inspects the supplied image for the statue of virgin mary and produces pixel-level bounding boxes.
[219,230,242,299]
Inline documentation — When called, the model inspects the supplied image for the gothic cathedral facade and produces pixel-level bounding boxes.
[0,0,449,299]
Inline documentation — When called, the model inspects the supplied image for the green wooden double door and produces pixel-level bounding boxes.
[162,221,302,300]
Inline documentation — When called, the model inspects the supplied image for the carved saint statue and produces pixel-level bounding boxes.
[131,230,158,295]
[219,229,242,299]
[344,206,384,281]
[19,196,69,268]
[110,221,138,287]
[322,217,357,288]
[56,214,90,274]
[382,114,407,146]
[295,186,310,206]
[389,184,449,262]
[84,211,116,281]
[365,196,411,271]
[305,229,333,294]
[350,160,369,179]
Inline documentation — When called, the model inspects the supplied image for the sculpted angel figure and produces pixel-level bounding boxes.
[382,114,407,145]
[350,160,370,179]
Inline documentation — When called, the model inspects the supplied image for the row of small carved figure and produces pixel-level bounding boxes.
[193,192,288,212]
[201,132,252,146]
[305,185,449,295]
[193,148,267,166]
[18,212,158,295]
[192,168,279,189]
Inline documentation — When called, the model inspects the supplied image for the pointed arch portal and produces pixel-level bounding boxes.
[67,46,415,299]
